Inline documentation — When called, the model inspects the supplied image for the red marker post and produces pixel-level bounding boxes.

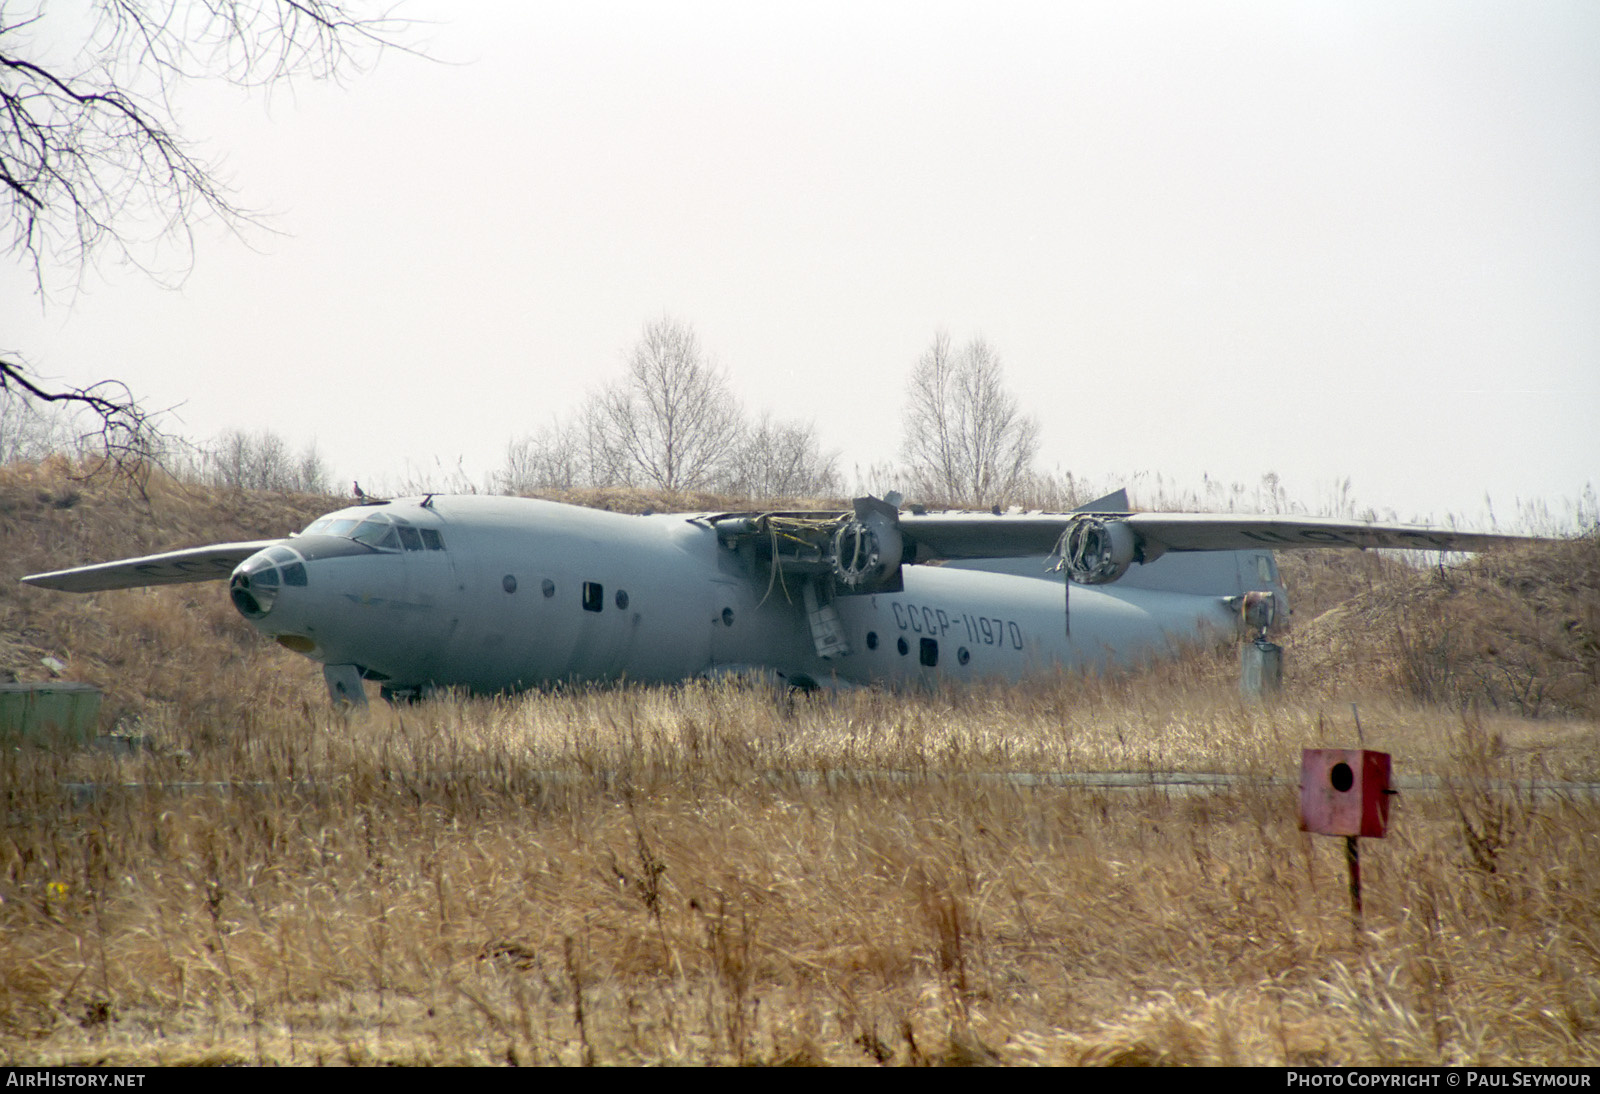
[1299,749,1394,925]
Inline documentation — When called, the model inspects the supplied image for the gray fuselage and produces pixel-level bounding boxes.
[233,495,1255,693]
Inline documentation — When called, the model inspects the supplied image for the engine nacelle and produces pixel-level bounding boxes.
[832,510,903,590]
[1061,516,1138,585]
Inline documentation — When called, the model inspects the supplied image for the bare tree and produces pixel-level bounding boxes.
[2,2,405,470]
[587,317,745,492]
[901,331,1039,507]
[722,412,840,501]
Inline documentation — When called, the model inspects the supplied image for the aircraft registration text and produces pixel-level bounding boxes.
[891,602,1024,650]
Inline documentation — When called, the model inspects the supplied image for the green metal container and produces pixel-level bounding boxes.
[0,682,103,744]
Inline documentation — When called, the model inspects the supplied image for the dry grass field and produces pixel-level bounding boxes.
[1,462,1596,1065]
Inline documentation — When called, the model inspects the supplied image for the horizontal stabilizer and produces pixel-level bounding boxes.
[21,541,285,592]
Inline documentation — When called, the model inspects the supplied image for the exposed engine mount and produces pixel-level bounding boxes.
[1059,516,1138,585]
[832,500,903,590]
[710,496,907,596]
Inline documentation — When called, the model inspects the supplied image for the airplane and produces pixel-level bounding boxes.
[20,489,1540,705]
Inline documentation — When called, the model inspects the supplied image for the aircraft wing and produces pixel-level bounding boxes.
[21,541,285,592]
[898,511,1537,561]
[897,514,1078,559]
[713,493,1542,595]
[1122,513,1535,554]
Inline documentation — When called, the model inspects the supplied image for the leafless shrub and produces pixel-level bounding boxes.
[0,387,75,463]
[382,455,481,497]
[1393,616,1458,707]
[917,871,972,1021]
[693,890,761,1064]
[188,428,331,493]
[719,412,840,500]
[499,420,589,493]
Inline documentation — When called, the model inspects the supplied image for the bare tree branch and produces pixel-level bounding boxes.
[1,2,410,290]
[1,3,411,476]
[0,355,161,485]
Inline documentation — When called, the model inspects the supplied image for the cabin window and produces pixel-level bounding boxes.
[722,607,734,627]
[920,638,938,667]
[957,646,970,665]
[583,582,604,613]
[865,631,878,650]
[615,589,629,610]
[503,575,517,594]
[542,579,555,598]
[896,637,909,656]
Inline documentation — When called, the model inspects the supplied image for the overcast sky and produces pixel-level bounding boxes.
[5,0,1597,526]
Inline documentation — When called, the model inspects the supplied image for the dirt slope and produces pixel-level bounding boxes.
[0,460,333,724]
[1287,535,1600,717]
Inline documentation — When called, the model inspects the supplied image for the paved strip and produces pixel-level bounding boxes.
[58,771,1600,805]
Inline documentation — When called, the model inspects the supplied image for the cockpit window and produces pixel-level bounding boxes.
[262,545,308,586]
[352,520,401,551]
[299,510,443,551]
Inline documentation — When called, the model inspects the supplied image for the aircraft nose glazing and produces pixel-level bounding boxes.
[229,545,309,620]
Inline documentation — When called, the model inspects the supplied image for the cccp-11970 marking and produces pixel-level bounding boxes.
[891,601,1024,649]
